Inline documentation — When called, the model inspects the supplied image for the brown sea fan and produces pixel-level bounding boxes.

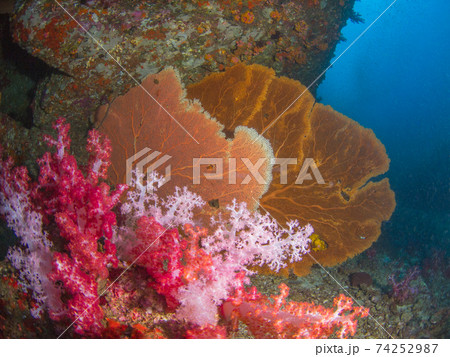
[97,64,396,276]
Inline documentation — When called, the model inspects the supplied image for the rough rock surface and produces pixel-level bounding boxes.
[2,0,359,164]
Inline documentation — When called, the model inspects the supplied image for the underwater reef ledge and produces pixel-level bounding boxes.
[1,0,358,164]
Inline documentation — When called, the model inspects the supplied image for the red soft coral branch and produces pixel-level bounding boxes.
[185,324,227,339]
[35,118,126,239]
[223,276,369,338]
[85,129,113,183]
[49,252,104,336]
[181,224,214,283]
[0,148,30,198]
[1,117,127,335]
[37,118,127,334]
[132,216,184,310]
[35,118,126,273]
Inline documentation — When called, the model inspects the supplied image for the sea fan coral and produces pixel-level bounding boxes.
[97,64,395,276]
[186,64,396,275]
[96,68,274,218]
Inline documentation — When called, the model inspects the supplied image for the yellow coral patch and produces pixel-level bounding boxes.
[310,234,328,252]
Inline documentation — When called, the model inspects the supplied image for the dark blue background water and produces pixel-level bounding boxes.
[317,0,449,261]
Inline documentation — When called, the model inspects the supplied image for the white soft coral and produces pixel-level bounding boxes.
[0,173,63,318]
[204,199,313,273]
[117,169,313,326]
[176,199,313,325]
[120,170,204,227]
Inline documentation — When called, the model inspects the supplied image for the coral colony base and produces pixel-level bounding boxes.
[0,118,369,338]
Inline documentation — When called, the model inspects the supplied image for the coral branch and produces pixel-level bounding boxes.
[1,118,126,335]
[223,278,369,338]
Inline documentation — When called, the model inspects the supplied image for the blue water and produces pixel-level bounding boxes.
[317,0,450,257]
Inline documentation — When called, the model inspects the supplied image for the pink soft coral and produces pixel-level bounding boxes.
[39,119,126,334]
[35,119,126,278]
[0,147,62,318]
[0,118,126,335]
